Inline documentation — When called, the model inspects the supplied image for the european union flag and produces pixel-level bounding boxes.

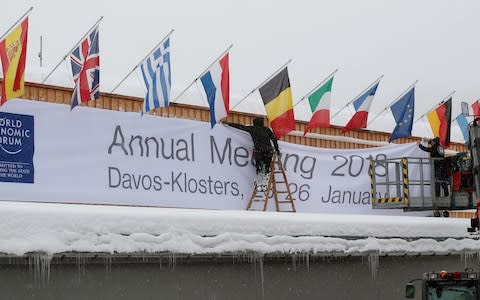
[455,113,469,142]
[389,87,415,142]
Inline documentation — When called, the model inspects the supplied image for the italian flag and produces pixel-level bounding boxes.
[304,76,334,134]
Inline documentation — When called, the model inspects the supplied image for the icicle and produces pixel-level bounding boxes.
[367,253,379,280]
[77,253,86,280]
[169,253,176,269]
[30,253,52,287]
[251,253,265,300]
[463,251,476,269]
[305,253,310,271]
[105,255,112,278]
[258,256,265,300]
[291,254,297,271]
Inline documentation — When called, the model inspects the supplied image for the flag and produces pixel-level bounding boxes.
[0,17,28,106]
[140,38,171,114]
[342,80,380,133]
[70,26,100,109]
[472,100,480,116]
[258,67,295,139]
[200,53,229,128]
[455,113,469,142]
[389,87,415,142]
[427,98,452,146]
[304,76,334,134]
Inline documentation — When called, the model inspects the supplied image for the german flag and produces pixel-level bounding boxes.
[258,67,295,139]
[427,97,452,146]
[0,17,28,106]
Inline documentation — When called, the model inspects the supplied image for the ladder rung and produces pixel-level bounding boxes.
[247,154,297,212]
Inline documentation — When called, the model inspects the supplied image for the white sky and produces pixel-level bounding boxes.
[3,0,480,142]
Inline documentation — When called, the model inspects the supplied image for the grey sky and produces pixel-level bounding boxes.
[3,0,480,141]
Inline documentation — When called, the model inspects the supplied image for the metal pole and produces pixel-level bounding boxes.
[414,90,455,123]
[0,7,33,41]
[110,29,174,93]
[38,35,43,67]
[331,74,384,119]
[42,16,104,84]
[173,44,234,103]
[231,58,292,111]
[293,68,338,108]
[368,80,418,125]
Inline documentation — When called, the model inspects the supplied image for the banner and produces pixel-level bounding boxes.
[0,100,428,215]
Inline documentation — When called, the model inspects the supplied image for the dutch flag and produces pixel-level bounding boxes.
[200,53,230,128]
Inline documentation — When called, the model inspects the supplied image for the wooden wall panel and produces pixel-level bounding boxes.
[15,81,467,152]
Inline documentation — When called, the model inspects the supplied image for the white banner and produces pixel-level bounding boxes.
[0,100,428,215]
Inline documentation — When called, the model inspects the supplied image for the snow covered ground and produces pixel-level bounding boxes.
[0,201,479,257]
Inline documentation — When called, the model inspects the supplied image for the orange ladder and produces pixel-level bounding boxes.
[246,153,296,212]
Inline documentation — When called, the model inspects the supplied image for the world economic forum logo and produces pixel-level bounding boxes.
[0,112,34,183]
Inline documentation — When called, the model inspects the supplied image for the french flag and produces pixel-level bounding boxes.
[342,79,381,133]
[200,53,230,128]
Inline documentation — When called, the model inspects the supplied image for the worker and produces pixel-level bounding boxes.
[224,117,280,191]
[418,137,449,197]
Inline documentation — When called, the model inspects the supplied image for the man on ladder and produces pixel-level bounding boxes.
[224,117,280,191]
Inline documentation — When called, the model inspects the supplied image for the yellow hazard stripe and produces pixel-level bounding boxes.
[373,197,403,204]
[369,160,375,203]
[401,158,409,205]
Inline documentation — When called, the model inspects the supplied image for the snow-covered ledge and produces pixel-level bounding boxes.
[0,201,478,257]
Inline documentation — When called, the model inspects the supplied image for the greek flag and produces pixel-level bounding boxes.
[140,38,171,114]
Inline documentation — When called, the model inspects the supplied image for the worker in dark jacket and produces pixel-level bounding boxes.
[418,137,449,197]
[225,117,280,188]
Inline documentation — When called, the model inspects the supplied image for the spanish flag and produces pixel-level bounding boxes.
[258,67,295,139]
[0,17,29,106]
[427,97,452,146]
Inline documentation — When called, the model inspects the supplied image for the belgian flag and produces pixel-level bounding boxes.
[427,97,452,146]
[258,67,295,139]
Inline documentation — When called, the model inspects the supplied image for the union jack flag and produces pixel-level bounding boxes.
[70,26,100,109]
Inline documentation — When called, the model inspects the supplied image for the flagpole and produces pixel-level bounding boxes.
[231,59,292,111]
[0,7,33,41]
[42,16,104,84]
[414,90,455,123]
[331,74,384,119]
[110,29,174,93]
[293,68,338,108]
[367,80,418,125]
[173,44,233,102]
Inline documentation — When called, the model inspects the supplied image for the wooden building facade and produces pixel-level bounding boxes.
[16,81,466,152]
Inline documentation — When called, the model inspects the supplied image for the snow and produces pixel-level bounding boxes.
[0,201,479,257]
